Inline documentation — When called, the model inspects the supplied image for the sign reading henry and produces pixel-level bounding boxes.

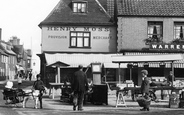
[150,43,184,50]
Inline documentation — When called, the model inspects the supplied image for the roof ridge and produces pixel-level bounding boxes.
[95,0,111,19]
[42,0,62,22]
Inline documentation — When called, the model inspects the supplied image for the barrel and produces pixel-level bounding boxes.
[169,94,180,108]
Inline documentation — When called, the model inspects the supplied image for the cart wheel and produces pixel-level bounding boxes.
[149,90,157,101]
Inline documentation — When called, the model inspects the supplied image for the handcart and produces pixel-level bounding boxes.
[2,88,28,106]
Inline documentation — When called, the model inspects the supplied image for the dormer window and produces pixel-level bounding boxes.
[73,2,87,13]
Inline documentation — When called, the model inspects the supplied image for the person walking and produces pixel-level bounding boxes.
[32,74,45,109]
[71,65,89,111]
[140,69,150,111]
[17,73,22,89]
[29,72,32,81]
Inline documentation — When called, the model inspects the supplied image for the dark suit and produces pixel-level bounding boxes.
[141,77,150,95]
[71,70,88,110]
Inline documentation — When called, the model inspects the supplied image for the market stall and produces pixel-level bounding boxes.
[111,54,184,105]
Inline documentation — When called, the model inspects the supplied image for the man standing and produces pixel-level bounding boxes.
[167,71,175,86]
[71,65,88,111]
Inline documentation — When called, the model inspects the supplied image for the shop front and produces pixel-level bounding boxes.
[38,53,128,87]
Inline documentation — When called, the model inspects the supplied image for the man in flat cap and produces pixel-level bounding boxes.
[140,69,150,111]
[71,64,88,111]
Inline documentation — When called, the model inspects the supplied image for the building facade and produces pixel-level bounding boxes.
[38,0,119,86]
[116,0,184,85]
[0,30,32,81]
[38,0,184,86]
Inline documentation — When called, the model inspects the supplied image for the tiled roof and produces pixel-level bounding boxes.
[39,0,114,27]
[117,0,184,16]
[0,48,7,56]
[0,41,16,55]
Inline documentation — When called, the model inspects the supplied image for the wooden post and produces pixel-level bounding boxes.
[118,63,121,84]
[130,68,132,80]
[171,61,174,86]
[58,67,60,83]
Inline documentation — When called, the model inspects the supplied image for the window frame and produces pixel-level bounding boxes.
[69,31,91,48]
[174,22,184,40]
[72,1,87,13]
[147,21,163,39]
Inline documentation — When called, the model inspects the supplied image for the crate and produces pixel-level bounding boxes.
[169,94,180,108]
[179,100,184,108]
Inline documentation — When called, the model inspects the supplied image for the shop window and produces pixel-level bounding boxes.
[146,22,163,44]
[174,23,184,40]
[147,68,164,77]
[72,2,87,13]
[70,32,90,48]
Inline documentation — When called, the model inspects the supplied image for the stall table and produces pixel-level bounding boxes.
[49,83,64,99]
[123,86,183,101]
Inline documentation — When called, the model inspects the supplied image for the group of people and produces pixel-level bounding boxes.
[3,65,89,111]
[5,64,175,111]
[3,74,46,109]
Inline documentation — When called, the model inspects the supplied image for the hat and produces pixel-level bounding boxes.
[141,70,148,75]
[36,74,41,78]
[78,64,83,69]
[5,81,13,89]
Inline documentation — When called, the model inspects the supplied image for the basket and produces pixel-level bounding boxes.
[137,96,151,107]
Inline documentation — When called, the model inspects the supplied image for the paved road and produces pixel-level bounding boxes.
[0,80,184,115]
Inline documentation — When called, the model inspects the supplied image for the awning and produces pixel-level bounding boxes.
[15,65,24,71]
[112,54,183,63]
[124,52,184,68]
[45,53,127,68]
[103,63,127,68]
[112,53,183,68]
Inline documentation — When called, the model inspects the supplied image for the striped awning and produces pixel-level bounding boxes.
[124,52,184,68]
[45,53,127,68]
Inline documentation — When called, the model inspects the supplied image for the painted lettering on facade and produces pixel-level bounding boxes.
[93,36,112,39]
[150,44,184,50]
[47,27,110,32]
[48,35,67,39]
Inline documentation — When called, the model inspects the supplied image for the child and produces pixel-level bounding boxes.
[32,74,46,109]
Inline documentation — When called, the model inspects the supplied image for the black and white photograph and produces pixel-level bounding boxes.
[0,0,184,115]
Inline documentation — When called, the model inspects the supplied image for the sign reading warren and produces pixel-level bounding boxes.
[150,43,184,50]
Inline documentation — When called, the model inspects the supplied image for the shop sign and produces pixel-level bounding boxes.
[150,43,184,50]
[47,26,110,32]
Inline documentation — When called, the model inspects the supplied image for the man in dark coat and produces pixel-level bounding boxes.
[71,65,88,111]
[140,69,150,111]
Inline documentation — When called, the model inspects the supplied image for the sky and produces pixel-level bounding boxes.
[0,0,60,73]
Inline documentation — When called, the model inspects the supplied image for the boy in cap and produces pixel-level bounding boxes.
[32,74,45,109]
[140,69,150,111]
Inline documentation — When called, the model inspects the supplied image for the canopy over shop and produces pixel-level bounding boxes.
[47,61,70,83]
[112,54,183,83]
[44,53,128,83]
